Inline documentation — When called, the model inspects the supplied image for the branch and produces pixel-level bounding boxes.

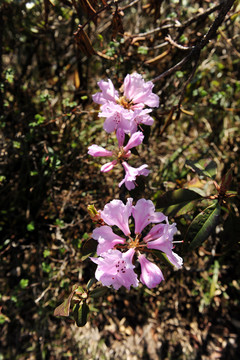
[152,0,236,83]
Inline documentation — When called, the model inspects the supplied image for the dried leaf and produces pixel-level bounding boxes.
[77,0,98,22]
[74,69,80,89]
[74,25,95,57]
[111,9,124,39]
[54,284,79,317]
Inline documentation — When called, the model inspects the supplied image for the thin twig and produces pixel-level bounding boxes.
[120,0,140,11]
[165,35,192,51]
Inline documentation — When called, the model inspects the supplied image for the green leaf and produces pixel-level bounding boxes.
[185,203,221,251]
[209,261,220,299]
[81,239,97,260]
[86,278,96,290]
[27,221,35,231]
[43,249,51,258]
[156,188,203,217]
[89,286,108,298]
[19,279,29,289]
[73,301,89,327]
[152,250,176,268]
[186,159,217,179]
[137,46,148,55]
[54,284,78,317]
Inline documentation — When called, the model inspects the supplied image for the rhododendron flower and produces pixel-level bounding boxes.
[92,73,159,134]
[88,129,149,190]
[119,162,149,190]
[91,248,139,290]
[90,198,183,290]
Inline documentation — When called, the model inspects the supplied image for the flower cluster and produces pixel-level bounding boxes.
[92,73,159,134]
[88,128,149,190]
[88,73,158,190]
[90,198,183,290]
[88,72,183,291]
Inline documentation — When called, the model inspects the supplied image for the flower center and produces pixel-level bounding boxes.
[113,147,130,162]
[117,96,134,110]
[129,233,142,248]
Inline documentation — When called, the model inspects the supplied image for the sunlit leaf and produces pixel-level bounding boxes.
[185,203,221,251]
[186,159,217,179]
[156,188,203,217]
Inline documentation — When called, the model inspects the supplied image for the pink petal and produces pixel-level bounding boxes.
[138,254,164,288]
[132,108,154,130]
[123,73,159,108]
[101,106,134,134]
[116,128,125,147]
[132,199,155,233]
[143,223,166,242]
[123,131,144,151]
[92,226,126,255]
[166,252,183,269]
[92,79,118,105]
[100,198,133,236]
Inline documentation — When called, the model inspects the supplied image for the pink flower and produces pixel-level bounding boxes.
[90,198,183,290]
[100,103,133,133]
[91,248,139,290]
[88,130,148,189]
[138,254,164,288]
[92,73,159,134]
[128,108,154,134]
[119,162,150,190]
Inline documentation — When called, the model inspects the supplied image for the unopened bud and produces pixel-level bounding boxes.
[87,205,102,222]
